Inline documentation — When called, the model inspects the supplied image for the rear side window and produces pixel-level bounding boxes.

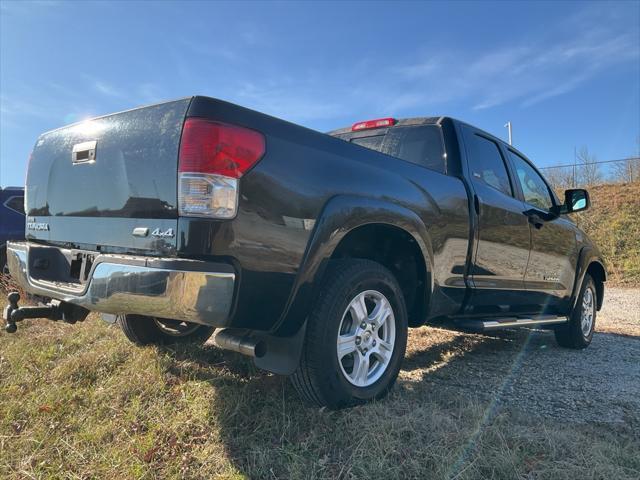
[349,125,446,173]
[465,133,512,196]
[4,196,24,215]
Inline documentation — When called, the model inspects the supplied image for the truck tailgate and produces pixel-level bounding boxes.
[25,98,191,254]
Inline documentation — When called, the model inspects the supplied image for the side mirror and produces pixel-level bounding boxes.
[560,189,590,214]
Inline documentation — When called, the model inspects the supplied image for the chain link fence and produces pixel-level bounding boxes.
[540,157,640,189]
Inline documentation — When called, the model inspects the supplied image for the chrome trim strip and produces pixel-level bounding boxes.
[6,242,235,327]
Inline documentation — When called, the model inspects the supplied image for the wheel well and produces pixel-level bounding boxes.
[586,261,606,310]
[331,224,428,327]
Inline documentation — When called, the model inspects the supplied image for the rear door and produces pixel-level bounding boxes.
[461,126,531,314]
[25,98,191,255]
[505,149,577,312]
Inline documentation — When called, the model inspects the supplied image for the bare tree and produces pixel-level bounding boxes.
[611,137,640,183]
[611,157,640,183]
[544,165,574,192]
[576,146,602,186]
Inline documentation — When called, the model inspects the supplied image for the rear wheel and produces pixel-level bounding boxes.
[554,274,596,349]
[117,314,215,346]
[291,259,408,409]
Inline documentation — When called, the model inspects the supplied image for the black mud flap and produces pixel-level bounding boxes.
[253,322,307,376]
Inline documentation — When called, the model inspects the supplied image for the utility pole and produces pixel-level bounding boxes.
[504,122,512,145]
[573,146,577,188]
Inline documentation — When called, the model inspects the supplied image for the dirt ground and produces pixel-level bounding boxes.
[400,287,640,427]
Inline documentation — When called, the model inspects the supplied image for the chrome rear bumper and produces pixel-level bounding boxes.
[6,242,235,327]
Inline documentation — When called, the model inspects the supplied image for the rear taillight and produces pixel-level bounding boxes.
[178,118,265,218]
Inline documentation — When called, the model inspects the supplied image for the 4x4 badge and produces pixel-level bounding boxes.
[151,228,175,238]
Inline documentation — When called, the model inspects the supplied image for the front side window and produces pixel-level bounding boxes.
[508,151,554,210]
[465,133,512,196]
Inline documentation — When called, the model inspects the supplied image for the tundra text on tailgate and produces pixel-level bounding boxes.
[3,96,606,409]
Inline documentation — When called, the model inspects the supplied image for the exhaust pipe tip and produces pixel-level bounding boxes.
[253,340,267,358]
[214,329,267,358]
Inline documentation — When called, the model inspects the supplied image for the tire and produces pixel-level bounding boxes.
[117,314,215,346]
[291,259,408,409]
[554,274,597,349]
[0,247,8,275]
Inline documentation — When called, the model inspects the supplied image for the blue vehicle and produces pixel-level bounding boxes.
[1,187,25,273]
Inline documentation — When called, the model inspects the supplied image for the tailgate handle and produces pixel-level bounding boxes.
[72,140,97,164]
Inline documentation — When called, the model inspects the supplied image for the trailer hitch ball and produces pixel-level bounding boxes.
[3,292,20,333]
[8,292,20,307]
[3,292,89,333]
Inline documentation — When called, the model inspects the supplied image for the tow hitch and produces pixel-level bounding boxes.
[3,292,89,333]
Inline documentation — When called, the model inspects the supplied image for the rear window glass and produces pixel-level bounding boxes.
[352,135,384,151]
[344,125,445,173]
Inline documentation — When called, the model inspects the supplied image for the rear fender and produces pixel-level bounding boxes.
[272,195,434,336]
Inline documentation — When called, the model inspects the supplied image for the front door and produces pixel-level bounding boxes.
[461,127,531,314]
[505,149,578,313]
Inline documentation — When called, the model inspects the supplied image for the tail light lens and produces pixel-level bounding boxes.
[178,118,265,218]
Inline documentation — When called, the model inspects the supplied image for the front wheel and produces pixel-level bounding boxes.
[117,314,215,346]
[291,259,408,409]
[554,274,597,349]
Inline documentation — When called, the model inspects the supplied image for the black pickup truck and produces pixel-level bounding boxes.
[4,96,606,408]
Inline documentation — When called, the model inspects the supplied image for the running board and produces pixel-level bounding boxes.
[455,315,568,332]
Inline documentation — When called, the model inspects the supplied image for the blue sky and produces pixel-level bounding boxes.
[1,0,639,187]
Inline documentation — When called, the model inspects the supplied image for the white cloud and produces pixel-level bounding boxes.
[233,81,343,122]
[1,3,637,131]
[384,23,639,114]
[93,80,124,98]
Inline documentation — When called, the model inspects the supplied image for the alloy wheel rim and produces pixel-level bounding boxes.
[336,290,396,387]
[153,318,201,337]
[581,286,595,336]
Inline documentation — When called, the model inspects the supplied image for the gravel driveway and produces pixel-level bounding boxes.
[400,287,640,427]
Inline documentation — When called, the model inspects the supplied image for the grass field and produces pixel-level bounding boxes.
[1,311,638,479]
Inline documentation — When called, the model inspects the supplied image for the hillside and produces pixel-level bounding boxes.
[573,182,640,286]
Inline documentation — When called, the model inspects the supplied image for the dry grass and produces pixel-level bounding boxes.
[1,312,638,479]
[573,182,640,286]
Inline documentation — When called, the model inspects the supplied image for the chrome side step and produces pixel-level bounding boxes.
[456,315,568,332]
